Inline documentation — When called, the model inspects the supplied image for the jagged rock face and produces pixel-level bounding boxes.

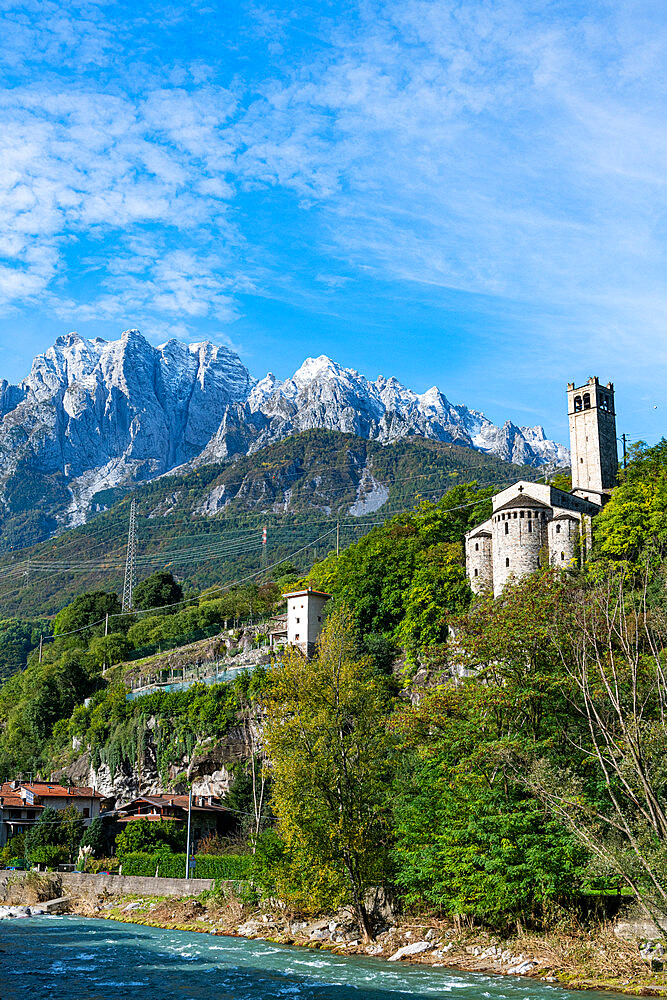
[0,330,252,528]
[60,727,250,806]
[0,332,568,534]
[201,355,569,469]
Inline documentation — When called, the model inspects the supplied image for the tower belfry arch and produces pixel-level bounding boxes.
[567,377,618,503]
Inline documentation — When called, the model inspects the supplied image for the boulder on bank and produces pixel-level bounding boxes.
[388,941,433,961]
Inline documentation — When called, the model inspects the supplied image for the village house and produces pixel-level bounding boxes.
[114,794,234,848]
[0,781,103,847]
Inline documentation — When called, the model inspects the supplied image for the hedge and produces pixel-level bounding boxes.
[120,852,253,879]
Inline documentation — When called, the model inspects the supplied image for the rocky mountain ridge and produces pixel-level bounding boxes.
[0,330,568,546]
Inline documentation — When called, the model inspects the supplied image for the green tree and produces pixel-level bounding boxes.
[25,807,63,863]
[396,541,470,659]
[308,483,490,641]
[115,819,186,858]
[133,571,183,612]
[392,684,586,921]
[593,439,667,566]
[88,633,131,669]
[60,804,85,862]
[53,591,121,639]
[0,618,47,680]
[80,816,108,858]
[262,604,394,940]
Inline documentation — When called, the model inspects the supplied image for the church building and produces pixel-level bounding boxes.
[465,377,617,597]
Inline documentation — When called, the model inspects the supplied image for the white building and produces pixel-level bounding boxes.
[270,588,331,657]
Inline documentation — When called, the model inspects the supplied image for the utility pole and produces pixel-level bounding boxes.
[185,788,192,880]
[336,520,340,557]
[122,499,137,613]
[622,433,628,470]
[105,613,109,637]
[38,635,43,664]
[262,525,267,569]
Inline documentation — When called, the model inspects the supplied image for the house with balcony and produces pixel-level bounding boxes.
[114,794,234,848]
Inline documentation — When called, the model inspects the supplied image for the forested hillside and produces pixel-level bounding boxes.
[0,429,536,618]
[1,439,666,937]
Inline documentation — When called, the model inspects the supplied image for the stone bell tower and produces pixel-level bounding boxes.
[567,377,617,503]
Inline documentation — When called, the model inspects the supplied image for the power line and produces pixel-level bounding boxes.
[36,525,339,642]
[0,477,503,579]
[1,464,510,564]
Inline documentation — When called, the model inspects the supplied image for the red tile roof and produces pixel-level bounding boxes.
[22,782,102,799]
[116,814,181,823]
[0,793,43,810]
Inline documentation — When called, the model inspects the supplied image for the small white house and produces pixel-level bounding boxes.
[270,588,331,657]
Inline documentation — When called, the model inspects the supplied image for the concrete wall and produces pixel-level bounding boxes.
[0,869,231,901]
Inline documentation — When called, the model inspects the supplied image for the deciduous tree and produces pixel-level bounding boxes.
[262,603,394,940]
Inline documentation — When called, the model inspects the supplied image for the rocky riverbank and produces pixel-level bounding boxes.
[61,892,667,995]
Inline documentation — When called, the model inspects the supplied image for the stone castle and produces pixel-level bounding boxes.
[465,377,617,597]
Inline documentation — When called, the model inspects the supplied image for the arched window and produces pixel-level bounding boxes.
[574,395,582,412]
[474,568,478,577]
[505,557,510,567]
[505,522,509,535]
[527,521,532,533]
[556,524,561,534]
[583,392,591,409]
[561,552,565,561]
[475,543,479,551]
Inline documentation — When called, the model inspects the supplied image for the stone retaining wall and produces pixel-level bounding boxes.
[60,872,221,899]
[0,870,237,901]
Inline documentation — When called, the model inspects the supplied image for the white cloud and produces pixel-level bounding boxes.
[0,0,665,388]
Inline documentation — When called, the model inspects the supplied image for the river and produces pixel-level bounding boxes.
[0,916,618,999]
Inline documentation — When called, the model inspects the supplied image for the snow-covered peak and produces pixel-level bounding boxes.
[0,332,569,542]
[247,373,281,410]
[292,355,345,382]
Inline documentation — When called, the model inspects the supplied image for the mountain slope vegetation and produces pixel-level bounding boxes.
[0,429,538,618]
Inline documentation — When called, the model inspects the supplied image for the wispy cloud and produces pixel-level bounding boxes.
[0,0,665,415]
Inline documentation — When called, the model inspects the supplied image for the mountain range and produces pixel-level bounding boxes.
[0,329,568,550]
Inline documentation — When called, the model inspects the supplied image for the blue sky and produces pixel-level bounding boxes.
[1,0,666,447]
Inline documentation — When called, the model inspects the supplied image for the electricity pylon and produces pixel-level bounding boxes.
[122,499,137,612]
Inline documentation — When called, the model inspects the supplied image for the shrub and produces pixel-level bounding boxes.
[29,844,67,868]
[115,819,185,858]
[119,851,252,879]
[89,857,120,874]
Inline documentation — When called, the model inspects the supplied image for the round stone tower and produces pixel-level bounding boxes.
[548,512,580,569]
[465,527,492,594]
[492,496,550,596]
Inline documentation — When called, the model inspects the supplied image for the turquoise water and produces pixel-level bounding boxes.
[0,916,617,999]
